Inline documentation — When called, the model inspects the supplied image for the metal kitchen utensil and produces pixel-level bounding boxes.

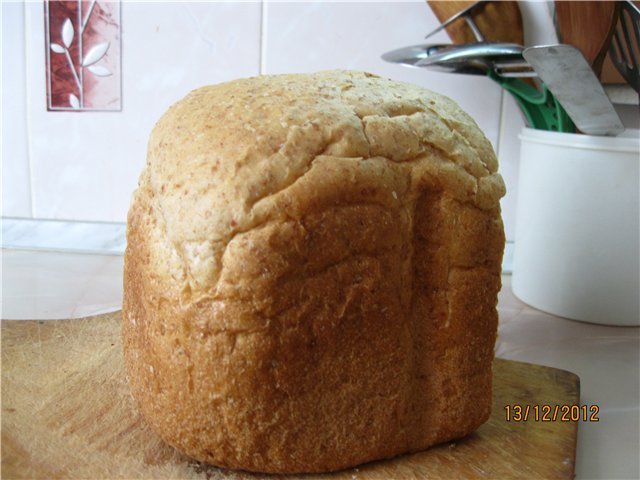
[427,0,524,46]
[425,1,487,42]
[383,42,534,77]
[609,0,640,94]
[554,1,620,78]
[382,43,574,132]
[414,43,573,132]
[417,2,573,130]
[414,42,535,77]
[381,44,455,68]
[523,44,624,136]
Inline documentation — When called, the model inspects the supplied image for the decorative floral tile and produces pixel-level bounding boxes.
[45,0,121,111]
[26,1,261,221]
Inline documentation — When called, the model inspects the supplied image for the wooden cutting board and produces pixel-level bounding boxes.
[1,312,579,479]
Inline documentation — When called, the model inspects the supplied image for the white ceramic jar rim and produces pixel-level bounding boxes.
[519,127,640,153]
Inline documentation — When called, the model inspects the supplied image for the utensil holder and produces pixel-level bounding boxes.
[513,128,639,326]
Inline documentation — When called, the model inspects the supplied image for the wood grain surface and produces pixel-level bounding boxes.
[555,1,620,78]
[1,312,579,479]
[427,1,524,45]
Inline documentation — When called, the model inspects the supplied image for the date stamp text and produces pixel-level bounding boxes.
[504,404,600,422]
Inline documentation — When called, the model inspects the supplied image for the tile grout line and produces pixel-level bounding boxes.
[1,216,515,274]
[495,89,514,274]
[495,88,506,161]
[25,1,36,218]
[2,218,126,255]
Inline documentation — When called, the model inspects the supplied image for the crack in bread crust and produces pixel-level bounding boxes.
[123,70,505,474]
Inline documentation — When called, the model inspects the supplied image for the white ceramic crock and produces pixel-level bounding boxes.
[512,128,640,326]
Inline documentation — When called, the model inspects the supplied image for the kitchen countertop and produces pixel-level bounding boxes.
[2,249,639,479]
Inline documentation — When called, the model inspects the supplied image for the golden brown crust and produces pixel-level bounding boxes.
[122,70,505,473]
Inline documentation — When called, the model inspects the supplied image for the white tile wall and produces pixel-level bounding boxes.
[2,1,31,217]
[497,93,527,242]
[5,0,528,241]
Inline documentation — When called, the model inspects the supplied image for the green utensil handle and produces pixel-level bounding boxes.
[488,70,574,133]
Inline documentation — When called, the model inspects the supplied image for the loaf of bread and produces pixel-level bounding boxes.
[122,70,505,474]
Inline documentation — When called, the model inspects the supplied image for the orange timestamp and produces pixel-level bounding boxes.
[504,404,600,422]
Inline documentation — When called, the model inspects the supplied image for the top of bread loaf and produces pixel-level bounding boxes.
[138,70,505,295]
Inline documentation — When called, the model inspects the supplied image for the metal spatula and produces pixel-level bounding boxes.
[523,44,624,136]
